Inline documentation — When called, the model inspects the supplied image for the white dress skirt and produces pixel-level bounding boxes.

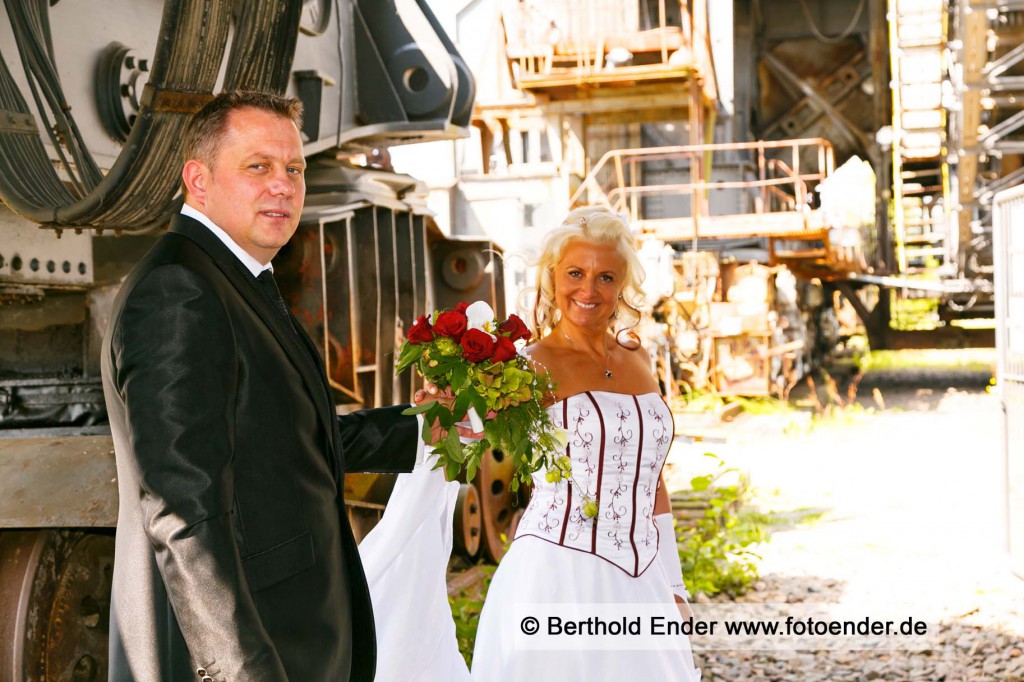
[471,535,701,682]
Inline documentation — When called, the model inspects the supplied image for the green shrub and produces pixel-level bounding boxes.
[676,455,770,597]
[448,564,495,667]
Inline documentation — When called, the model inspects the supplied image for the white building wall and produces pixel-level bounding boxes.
[389,0,567,309]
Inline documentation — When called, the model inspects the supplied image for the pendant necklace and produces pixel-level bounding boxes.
[560,326,613,378]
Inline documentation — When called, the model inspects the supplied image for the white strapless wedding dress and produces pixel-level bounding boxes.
[360,391,700,682]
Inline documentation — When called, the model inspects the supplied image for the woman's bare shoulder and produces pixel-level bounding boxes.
[614,338,660,393]
[520,338,557,376]
[520,339,562,406]
[629,340,653,363]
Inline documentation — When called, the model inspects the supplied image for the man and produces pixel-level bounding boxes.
[101,91,434,681]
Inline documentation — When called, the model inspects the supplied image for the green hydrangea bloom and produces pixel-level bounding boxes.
[435,337,460,356]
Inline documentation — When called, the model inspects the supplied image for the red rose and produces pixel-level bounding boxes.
[498,314,532,343]
[407,314,434,343]
[456,302,470,313]
[433,309,467,340]
[491,335,517,363]
[460,328,496,362]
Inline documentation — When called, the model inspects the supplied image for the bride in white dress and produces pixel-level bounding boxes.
[361,207,700,681]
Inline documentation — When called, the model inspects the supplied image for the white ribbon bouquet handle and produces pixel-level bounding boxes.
[466,406,484,433]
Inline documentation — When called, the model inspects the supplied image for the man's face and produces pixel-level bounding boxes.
[187,107,306,264]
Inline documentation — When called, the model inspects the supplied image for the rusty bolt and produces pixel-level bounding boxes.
[73,654,98,680]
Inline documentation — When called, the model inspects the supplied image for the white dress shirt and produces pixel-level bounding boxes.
[181,204,272,277]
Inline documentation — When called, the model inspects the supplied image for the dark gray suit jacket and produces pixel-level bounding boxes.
[101,214,417,681]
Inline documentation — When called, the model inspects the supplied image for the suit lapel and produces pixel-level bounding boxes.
[169,215,337,453]
[291,320,345,480]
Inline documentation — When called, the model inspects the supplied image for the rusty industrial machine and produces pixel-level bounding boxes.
[474,0,853,398]
[465,0,997,402]
[0,2,517,679]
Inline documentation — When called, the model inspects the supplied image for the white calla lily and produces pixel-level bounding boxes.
[465,300,495,333]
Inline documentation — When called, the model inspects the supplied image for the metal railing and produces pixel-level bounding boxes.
[569,138,836,235]
[500,0,695,79]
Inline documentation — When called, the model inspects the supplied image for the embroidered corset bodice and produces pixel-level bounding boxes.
[514,390,674,577]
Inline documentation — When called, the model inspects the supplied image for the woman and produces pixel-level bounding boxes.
[470,206,700,680]
[360,206,699,681]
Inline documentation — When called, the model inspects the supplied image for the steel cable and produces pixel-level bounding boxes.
[4,0,101,194]
[93,0,302,229]
[0,0,301,232]
[56,0,233,230]
[19,0,103,188]
[0,40,76,217]
[225,0,302,93]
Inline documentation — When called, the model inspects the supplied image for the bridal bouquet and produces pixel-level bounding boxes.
[396,301,567,490]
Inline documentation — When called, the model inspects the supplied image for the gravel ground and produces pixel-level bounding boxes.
[664,368,1024,681]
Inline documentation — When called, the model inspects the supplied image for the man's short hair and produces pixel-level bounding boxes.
[181,91,304,188]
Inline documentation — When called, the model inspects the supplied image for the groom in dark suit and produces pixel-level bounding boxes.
[102,91,422,681]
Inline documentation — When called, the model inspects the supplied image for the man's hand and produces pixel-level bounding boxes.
[413,383,486,442]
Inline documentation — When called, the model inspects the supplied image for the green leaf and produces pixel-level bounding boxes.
[690,475,712,492]
[434,357,458,374]
[452,390,472,425]
[468,391,488,424]
[402,401,437,416]
[429,455,444,471]
[446,426,465,463]
[435,404,456,429]
[451,363,468,392]
[466,458,478,483]
[483,418,503,446]
[395,342,423,373]
[422,365,446,382]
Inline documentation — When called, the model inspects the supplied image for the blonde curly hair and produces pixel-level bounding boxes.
[530,206,646,346]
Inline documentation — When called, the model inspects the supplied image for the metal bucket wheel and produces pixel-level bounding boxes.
[0,530,114,681]
[452,484,481,558]
[478,448,517,563]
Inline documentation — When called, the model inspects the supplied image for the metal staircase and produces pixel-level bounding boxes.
[889,0,956,275]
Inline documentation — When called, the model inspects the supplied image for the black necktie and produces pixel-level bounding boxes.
[256,270,294,328]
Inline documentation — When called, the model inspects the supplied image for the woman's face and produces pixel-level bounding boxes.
[553,239,626,331]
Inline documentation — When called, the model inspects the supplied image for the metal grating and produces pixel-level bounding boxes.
[284,206,433,409]
[993,184,1024,579]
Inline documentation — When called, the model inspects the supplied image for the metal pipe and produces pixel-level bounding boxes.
[980,109,1024,145]
[792,142,803,208]
[985,41,1024,79]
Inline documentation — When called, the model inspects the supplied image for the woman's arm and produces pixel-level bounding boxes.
[655,477,693,614]
[655,473,672,515]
